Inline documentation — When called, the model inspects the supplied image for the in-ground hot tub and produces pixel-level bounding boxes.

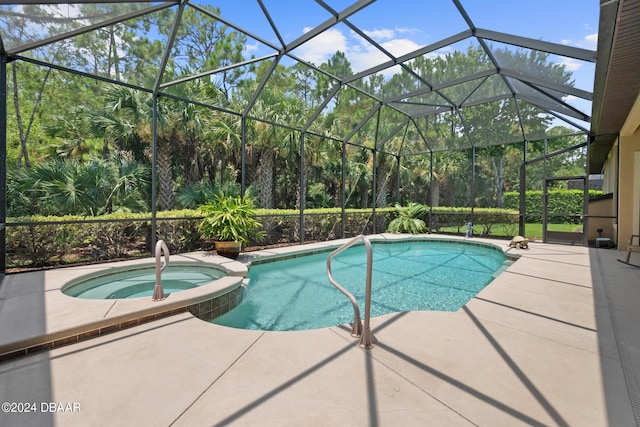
[62,263,227,299]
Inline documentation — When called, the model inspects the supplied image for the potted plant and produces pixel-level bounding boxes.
[199,194,264,259]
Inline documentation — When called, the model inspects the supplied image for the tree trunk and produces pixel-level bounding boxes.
[431,182,440,207]
[258,148,275,208]
[294,163,306,242]
[359,179,369,208]
[333,178,342,208]
[157,143,174,210]
[12,61,54,169]
[102,139,110,160]
[12,63,29,169]
[492,155,505,208]
[376,162,389,208]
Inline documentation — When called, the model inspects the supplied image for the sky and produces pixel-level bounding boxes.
[213,0,599,70]
[2,0,599,129]
[6,1,600,92]
[210,0,599,125]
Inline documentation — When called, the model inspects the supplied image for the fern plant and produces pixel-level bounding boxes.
[386,202,428,234]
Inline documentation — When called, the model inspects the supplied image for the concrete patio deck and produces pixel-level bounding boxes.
[0,235,639,426]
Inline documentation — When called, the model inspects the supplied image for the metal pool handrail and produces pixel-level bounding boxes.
[326,234,374,349]
[153,239,169,301]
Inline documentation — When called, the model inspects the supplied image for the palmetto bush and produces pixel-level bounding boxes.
[7,154,149,217]
[387,202,429,234]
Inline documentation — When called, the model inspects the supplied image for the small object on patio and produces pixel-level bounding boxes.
[596,237,612,248]
[618,234,640,267]
[509,235,529,249]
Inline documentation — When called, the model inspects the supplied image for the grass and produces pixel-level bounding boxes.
[438,223,581,240]
[524,223,582,238]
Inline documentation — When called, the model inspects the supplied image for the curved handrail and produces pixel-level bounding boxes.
[153,239,169,301]
[326,234,374,348]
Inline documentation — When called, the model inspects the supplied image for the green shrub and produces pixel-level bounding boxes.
[157,210,204,252]
[5,205,517,270]
[504,189,603,223]
[6,215,88,266]
[198,195,264,245]
[387,203,428,234]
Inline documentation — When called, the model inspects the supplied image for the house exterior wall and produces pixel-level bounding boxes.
[602,141,618,195]
[588,195,615,243]
[616,94,640,251]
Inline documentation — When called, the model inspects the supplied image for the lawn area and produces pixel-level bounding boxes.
[525,223,582,238]
[438,223,580,240]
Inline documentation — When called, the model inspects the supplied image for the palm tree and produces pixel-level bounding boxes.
[90,78,222,211]
[44,105,96,161]
[205,111,243,186]
[94,85,149,163]
[247,97,281,209]
[103,152,150,214]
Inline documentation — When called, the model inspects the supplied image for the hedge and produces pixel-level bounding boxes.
[412,206,519,237]
[5,208,393,269]
[504,190,602,223]
[5,206,518,270]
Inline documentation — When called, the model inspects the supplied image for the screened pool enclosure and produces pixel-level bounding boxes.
[0,1,598,272]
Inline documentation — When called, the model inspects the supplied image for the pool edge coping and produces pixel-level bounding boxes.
[0,234,520,362]
[0,252,248,362]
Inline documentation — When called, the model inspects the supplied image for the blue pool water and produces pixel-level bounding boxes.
[63,264,225,299]
[213,240,510,331]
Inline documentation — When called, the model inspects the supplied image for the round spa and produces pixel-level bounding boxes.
[62,263,227,299]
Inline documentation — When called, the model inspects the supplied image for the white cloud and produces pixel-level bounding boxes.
[562,33,598,50]
[396,27,421,35]
[561,95,591,119]
[347,34,422,76]
[244,42,260,54]
[295,27,348,65]
[581,33,598,50]
[295,26,421,77]
[44,3,83,19]
[11,4,84,41]
[380,38,421,57]
[425,46,452,60]
[347,44,387,72]
[559,57,582,72]
[363,28,395,41]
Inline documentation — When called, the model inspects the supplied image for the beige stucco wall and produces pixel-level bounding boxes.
[588,196,615,242]
[616,93,640,251]
[601,141,618,194]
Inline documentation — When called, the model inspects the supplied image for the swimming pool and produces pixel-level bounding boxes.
[212,239,512,331]
[62,263,226,299]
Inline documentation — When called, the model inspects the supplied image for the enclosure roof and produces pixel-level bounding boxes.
[0,1,599,154]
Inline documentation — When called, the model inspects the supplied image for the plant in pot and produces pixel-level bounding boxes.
[199,194,265,259]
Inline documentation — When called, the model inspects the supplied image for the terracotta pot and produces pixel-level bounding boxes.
[214,240,242,259]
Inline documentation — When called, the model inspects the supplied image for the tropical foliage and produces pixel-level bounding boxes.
[199,195,264,244]
[4,4,587,224]
[7,153,150,217]
[387,203,429,234]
